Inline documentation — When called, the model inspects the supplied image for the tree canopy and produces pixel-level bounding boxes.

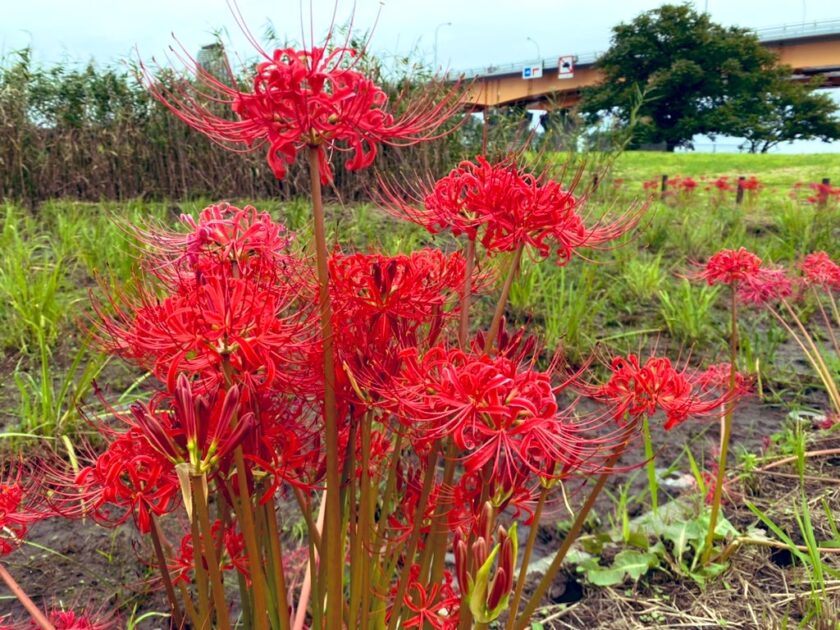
[579,3,840,151]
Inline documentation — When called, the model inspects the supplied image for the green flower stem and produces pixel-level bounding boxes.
[307,145,342,629]
[514,442,629,630]
[190,473,231,630]
[387,444,440,630]
[505,484,548,630]
[485,245,525,354]
[263,497,291,630]
[348,412,372,628]
[701,286,738,565]
[189,498,210,625]
[643,415,658,513]
[233,448,269,629]
[423,439,459,586]
[149,514,184,628]
[459,239,476,348]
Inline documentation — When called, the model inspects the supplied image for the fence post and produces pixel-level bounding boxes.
[819,177,830,208]
[660,174,668,199]
[735,176,746,205]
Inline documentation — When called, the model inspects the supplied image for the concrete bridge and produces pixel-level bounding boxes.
[455,19,840,110]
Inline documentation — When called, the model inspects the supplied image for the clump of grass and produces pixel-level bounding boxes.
[658,278,721,347]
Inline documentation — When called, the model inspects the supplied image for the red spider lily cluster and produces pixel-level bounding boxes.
[791,181,840,205]
[4,10,803,630]
[706,176,734,192]
[690,247,840,556]
[637,174,764,206]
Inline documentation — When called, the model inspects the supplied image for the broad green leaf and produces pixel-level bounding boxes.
[612,549,658,581]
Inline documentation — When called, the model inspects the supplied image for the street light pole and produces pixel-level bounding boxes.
[434,22,452,70]
[526,36,541,63]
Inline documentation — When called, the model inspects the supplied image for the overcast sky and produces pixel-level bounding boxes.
[2,0,839,71]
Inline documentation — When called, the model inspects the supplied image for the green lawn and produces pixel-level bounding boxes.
[612,151,838,188]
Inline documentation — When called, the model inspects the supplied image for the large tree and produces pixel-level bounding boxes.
[579,3,840,151]
[717,78,840,153]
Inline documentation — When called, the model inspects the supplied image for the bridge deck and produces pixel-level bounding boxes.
[454,19,840,109]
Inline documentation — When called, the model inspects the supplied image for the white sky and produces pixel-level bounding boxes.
[2,0,839,71]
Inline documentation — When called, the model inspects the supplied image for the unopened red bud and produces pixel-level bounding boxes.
[478,501,494,541]
[454,537,469,590]
[499,531,515,578]
[487,567,509,611]
[472,538,488,570]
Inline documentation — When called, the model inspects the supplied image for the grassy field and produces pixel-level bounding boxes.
[612,151,838,188]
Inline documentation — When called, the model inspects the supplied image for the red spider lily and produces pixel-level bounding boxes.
[642,178,659,191]
[383,345,606,486]
[588,354,730,430]
[171,520,249,585]
[740,176,761,192]
[329,249,474,347]
[144,30,463,183]
[58,429,180,534]
[386,464,441,545]
[675,176,698,192]
[24,606,119,630]
[805,181,840,205]
[694,363,753,397]
[737,265,794,306]
[398,570,460,629]
[441,470,538,535]
[138,204,297,283]
[251,399,325,496]
[0,466,44,556]
[132,375,256,474]
[382,155,639,264]
[801,251,840,290]
[96,207,317,396]
[697,247,762,286]
[707,176,734,192]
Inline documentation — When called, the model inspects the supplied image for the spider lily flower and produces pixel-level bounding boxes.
[694,363,754,398]
[587,353,731,430]
[382,345,612,487]
[697,247,762,287]
[95,205,317,395]
[144,32,464,183]
[135,204,296,281]
[53,430,180,534]
[801,251,840,291]
[30,606,119,630]
[171,519,249,585]
[399,573,460,630]
[380,155,640,264]
[329,249,474,348]
[736,265,793,306]
[0,466,44,556]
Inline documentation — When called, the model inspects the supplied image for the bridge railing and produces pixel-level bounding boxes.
[450,18,840,80]
[756,18,840,42]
